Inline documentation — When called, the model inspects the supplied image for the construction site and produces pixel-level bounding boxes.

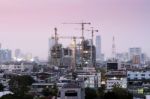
[48,22,98,71]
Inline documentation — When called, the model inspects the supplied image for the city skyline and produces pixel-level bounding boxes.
[0,0,150,59]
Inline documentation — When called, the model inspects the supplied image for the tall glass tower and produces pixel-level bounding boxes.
[96,35,101,62]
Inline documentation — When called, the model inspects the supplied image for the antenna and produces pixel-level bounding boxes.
[112,36,116,61]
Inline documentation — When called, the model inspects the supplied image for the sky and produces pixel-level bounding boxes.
[0,0,150,59]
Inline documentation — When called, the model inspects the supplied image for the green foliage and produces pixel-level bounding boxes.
[42,88,52,97]
[112,87,133,99]
[42,84,58,97]
[85,87,97,99]
[104,91,118,99]
[97,86,105,99]
[51,84,58,96]
[0,94,33,99]
[9,75,35,95]
[85,86,133,99]
[0,83,4,91]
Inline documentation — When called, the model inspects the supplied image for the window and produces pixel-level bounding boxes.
[65,92,77,96]
[141,74,145,76]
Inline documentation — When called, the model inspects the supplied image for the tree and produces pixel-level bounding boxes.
[112,87,133,99]
[104,91,118,99]
[51,84,58,96]
[42,87,52,97]
[0,83,4,91]
[0,93,33,99]
[85,87,97,99]
[97,86,105,99]
[9,75,35,96]
[42,84,58,97]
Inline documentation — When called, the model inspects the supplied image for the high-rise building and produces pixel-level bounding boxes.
[50,44,63,66]
[0,49,12,63]
[129,47,142,64]
[96,35,101,62]
[116,52,129,62]
[82,39,96,67]
[15,49,21,58]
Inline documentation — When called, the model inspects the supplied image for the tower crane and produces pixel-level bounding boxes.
[62,22,91,40]
[62,22,91,66]
[86,27,98,67]
[54,27,58,44]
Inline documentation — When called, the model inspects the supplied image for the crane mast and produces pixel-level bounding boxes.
[59,36,82,71]
[62,22,91,67]
[87,27,98,67]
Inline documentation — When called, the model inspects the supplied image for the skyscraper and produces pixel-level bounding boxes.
[129,47,142,64]
[15,49,21,58]
[0,49,12,63]
[96,35,101,62]
[48,37,55,62]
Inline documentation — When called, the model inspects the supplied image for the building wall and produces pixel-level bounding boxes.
[106,78,127,90]
[60,88,84,99]
[127,71,150,80]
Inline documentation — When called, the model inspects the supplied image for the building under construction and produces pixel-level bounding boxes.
[82,40,96,67]
[50,44,63,66]
[48,22,97,69]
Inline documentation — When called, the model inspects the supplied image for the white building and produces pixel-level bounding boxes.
[77,67,101,88]
[84,73,101,88]
[106,77,127,90]
[106,71,127,90]
[127,70,150,80]
[0,63,33,73]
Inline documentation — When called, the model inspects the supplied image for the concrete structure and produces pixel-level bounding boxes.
[82,40,96,67]
[106,71,127,90]
[50,44,63,66]
[127,70,150,80]
[77,67,101,88]
[60,83,84,99]
[0,62,33,73]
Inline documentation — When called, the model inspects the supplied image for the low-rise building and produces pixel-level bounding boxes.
[106,71,127,90]
[60,82,84,99]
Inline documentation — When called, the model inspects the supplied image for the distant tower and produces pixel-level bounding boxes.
[15,49,21,58]
[112,36,116,60]
[96,35,101,62]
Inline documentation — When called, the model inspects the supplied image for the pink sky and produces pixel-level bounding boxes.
[0,0,150,59]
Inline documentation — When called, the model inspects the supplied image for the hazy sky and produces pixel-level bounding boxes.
[0,0,150,59]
